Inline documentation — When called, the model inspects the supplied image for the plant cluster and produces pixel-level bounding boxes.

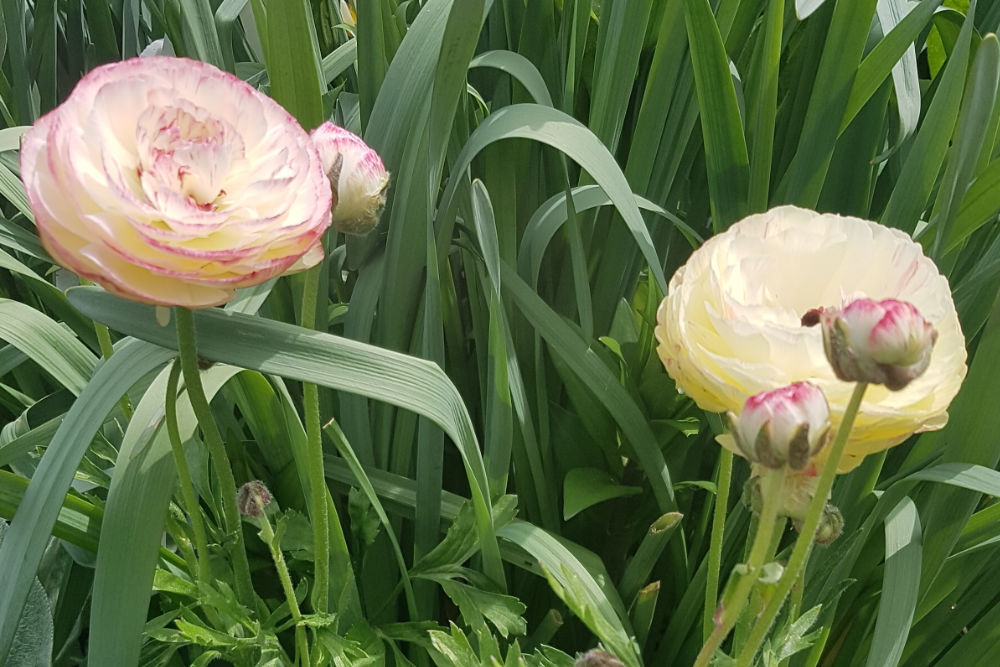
[2,1,1000,666]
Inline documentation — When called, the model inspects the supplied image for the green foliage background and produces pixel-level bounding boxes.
[2,0,1000,665]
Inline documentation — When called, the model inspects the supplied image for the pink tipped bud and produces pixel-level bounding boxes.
[728,382,831,470]
[311,122,390,236]
[821,298,937,390]
[236,480,271,518]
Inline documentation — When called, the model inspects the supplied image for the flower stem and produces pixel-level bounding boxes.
[174,307,255,607]
[704,448,734,640]
[82,278,132,418]
[777,568,807,667]
[165,360,211,586]
[694,466,786,667]
[300,264,330,614]
[257,511,308,666]
[735,382,869,667]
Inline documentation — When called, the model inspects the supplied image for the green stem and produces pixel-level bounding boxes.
[165,505,199,576]
[82,278,133,418]
[257,511,308,666]
[174,307,255,606]
[704,448,734,640]
[735,517,787,651]
[165,361,212,586]
[735,382,869,667]
[777,568,807,667]
[300,264,330,614]
[694,466,786,667]
[93,320,114,360]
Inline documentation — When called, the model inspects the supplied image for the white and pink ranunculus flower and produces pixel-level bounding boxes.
[656,206,967,472]
[819,298,937,391]
[20,56,332,308]
[311,122,389,236]
[727,382,831,470]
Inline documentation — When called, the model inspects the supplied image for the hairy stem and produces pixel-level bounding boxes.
[735,383,869,666]
[174,307,254,606]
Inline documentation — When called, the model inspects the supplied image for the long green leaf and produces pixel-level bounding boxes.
[588,0,654,150]
[0,339,174,662]
[931,33,1000,260]
[0,299,97,395]
[178,0,227,69]
[780,0,878,207]
[866,497,922,667]
[915,287,1000,598]
[264,0,325,129]
[497,520,640,666]
[66,286,506,589]
[881,3,975,231]
[88,364,244,666]
[684,0,749,228]
[842,0,943,135]
[469,50,553,106]
[438,103,668,294]
[500,264,676,512]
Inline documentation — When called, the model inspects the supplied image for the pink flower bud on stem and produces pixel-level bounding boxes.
[311,122,390,236]
[236,480,271,518]
[727,382,832,470]
[238,482,309,664]
[734,382,870,666]
[820,298,937,390]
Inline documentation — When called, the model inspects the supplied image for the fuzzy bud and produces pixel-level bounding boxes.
[727,382,831,470]
[812,504,845,545]
[236,480,271,518]
[574,649,624,667]
[819,298,937,390]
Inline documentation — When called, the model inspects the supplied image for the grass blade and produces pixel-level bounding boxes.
[684,0,749,228]
[66,286,507,590]
[0,339,174,662]
[865,497,922,667]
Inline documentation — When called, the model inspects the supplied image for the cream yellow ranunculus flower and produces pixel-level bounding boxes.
[655,205,967,472]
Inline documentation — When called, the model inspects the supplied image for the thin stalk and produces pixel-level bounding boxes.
[695,466,787,667]
[777,568,807,667]
[300,264,330,613]
[735,517,787,651]
[735,383,869,666]
[165,506,199,576]
[257,510,308,666]
[174,307,255,606]
[704,448,734,640]
[165,360,211,586]
[82,278,132,418]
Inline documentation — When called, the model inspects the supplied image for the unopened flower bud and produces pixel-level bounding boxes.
[812,504,844,545]
[311,122,390,235]
[339,0,357,28]
[237,480,271,518]
[574,649,624,667]
[818,298,937,390]
[745,463,825,523]
[778,464,820,522]
[727,382,831,470]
